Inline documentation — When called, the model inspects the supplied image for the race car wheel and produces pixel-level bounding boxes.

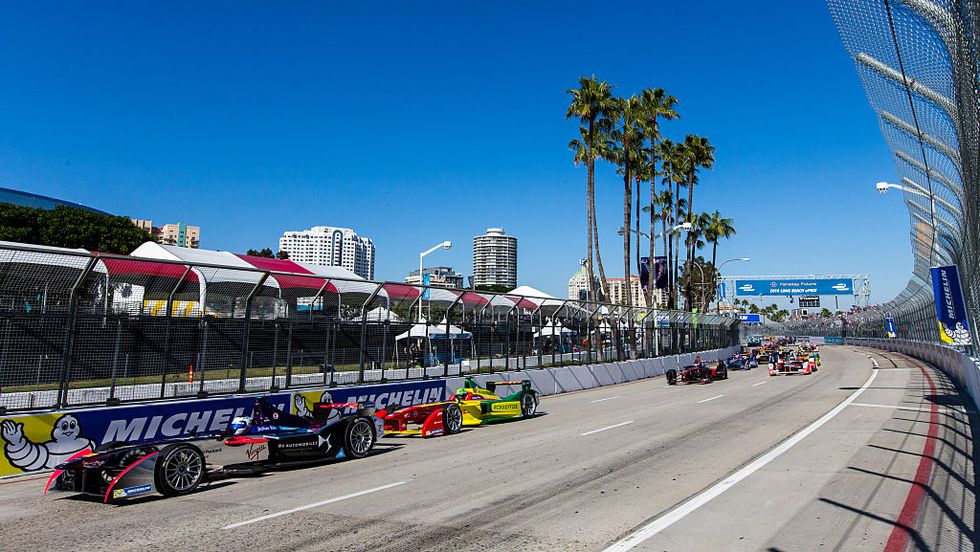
[443,403,463,434]
[343,418,375,459]
[666,369,677,385]
[155,444,204,497]
[520,391,538,417]
[720,366,728,379]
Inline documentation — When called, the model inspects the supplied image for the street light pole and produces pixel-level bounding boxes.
[715,257,751,313]
[418,241,452,321]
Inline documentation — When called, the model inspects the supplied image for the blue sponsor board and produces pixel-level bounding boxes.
[930,264,972,345]
[739,313,762,323]
[734,278,853,296]
[885,317,897,338]
[824,336,843,344]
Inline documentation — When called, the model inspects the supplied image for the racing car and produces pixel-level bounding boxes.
[44,396,383,503]
[378,378,540,437]
[666,361,728,385]
[768,351,815,376]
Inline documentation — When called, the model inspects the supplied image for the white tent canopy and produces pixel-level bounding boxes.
[395,319,471,341]
[534,321,575,339]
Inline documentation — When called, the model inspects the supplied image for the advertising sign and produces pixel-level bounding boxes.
[421,273,431,300]
[930,264,972,345]
[799,296,820,308]
[739,313,762,323]
[734,278,853,296]
[885,317,897,338]
[639,256,669,290]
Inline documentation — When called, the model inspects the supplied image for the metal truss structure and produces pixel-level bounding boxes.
[798,0,980,343]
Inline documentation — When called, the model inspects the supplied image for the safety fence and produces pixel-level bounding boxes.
[794,2,980,346]
[0,242,740,412]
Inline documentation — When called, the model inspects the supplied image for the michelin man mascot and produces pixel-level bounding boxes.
[2,414,96,473]
[293,391,342,426]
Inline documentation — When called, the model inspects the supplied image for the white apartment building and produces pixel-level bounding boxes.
[472,227,517,288]
[568,264,590,300]
[279,226,375,280]
[607,275,648,308]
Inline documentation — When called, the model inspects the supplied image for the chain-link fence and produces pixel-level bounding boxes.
[794,1,980,343]
[0,242,740,412]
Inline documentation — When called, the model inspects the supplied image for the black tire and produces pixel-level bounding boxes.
[342,418,375,459]
[442,403,463,434]
[154,444,205,497]
[720,366,728,380]
[666,369,677,385]
[520,391,538,417]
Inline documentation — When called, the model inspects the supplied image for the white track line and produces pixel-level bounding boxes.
[696,394,724,404]
[752,381,768,387]
[580,421,633,436]
[222,481,407,529]
[591,396,622,403]
[601,367,879,551]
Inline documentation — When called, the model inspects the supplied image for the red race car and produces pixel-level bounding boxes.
[769,352,814,376]
[667,361,727,385]
[377,401,464,438]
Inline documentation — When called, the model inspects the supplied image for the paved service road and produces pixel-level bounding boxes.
[0,346,974,551]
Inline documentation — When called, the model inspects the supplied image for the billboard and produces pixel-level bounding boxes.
[739,313,762,323]
[734,278,853,296]
[799,296,820,308]
[639,256,668,290]
[930,264,972,345]
[885,317,897,338]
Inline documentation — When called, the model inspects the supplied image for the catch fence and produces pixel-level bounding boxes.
[796,1,980,343]
[0,242,739,412]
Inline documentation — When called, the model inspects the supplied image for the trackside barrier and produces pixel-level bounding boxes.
[0,346,738,479]
[846,338,980,411]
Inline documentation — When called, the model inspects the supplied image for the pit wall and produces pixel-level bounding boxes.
[846,338,980,410]
[0,346,737,478]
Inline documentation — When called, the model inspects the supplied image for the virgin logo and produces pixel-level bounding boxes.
[247,443,266,461]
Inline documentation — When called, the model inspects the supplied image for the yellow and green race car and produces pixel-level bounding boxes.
[450,378,540,426]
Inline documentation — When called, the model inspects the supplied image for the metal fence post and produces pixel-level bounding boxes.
[57,256,99,408]
[238,272,269,394]
[358,284,384,382]
[161,266,191,399]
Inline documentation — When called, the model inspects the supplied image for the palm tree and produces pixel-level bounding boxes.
[681,134,715,309]
[659,139,688,309]
[703,210,736,270]
[638,89,679,306]
[567,76,616,303]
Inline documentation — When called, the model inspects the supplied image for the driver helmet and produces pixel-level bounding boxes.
[229,416,252,435]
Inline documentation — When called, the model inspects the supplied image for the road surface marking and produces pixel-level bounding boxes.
[591,396,622,403]
[851,402,952,413]
[222,481,408,529]
[752,381,767,387]
[697,394,724,404]
[601,367,879,552]
[580,421,633,436]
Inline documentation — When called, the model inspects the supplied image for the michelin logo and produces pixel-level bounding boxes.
[113,484,152,499]
[101,403,286,444]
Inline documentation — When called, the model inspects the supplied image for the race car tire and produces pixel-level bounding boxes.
[443,403,463,434]
[342,418,375,459]
[719,366,728,380]
[155,443,205,497]
[520,391,538,417]
[666,369,677,385]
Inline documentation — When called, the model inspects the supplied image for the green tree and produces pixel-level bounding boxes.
[820,307,833,318]
[0,204,151,254]
[246,248,275,258]
[703,210,736,270]
[680,135,715,310]
[567,76,616,303]
[276,250,290,260]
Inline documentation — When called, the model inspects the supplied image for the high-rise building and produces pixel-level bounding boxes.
[405,266,464,289]
[131,219,201,248]
[279,226,375,280]
[472,227,517,289]
[568,263,590,301]
[607,275,648,307]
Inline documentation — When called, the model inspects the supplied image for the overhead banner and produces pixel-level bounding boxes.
[930,264,972,345]
[739,313,761,323]
[734,278,853,296]
[885,317,897,338]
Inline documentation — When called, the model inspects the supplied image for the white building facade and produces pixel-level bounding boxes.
[472,227,517,289]
[279,226,375,280]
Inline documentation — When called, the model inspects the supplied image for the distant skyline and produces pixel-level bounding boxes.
[0,2,908,306]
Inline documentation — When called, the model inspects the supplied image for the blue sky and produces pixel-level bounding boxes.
[0,1,908,305]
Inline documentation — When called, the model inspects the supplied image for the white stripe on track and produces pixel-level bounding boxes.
[601,367,879,551]
[752,381,767,387]
[580,421,633,436]
[591,396,622,403]
[222,481,407,529]
[696,394,724,404]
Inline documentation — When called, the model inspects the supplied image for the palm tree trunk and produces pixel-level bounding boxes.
[623,168,633,359]
[635,174,641,301]
[587,156,595,302]
[711,239,718,313]
[673,180,681,310]
[685,168,695,310]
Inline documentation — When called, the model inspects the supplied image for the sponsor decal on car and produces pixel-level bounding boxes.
[112,484,152,499]
[489,403,520,413]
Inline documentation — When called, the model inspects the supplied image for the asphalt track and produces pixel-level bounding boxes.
[0,346,975,551]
